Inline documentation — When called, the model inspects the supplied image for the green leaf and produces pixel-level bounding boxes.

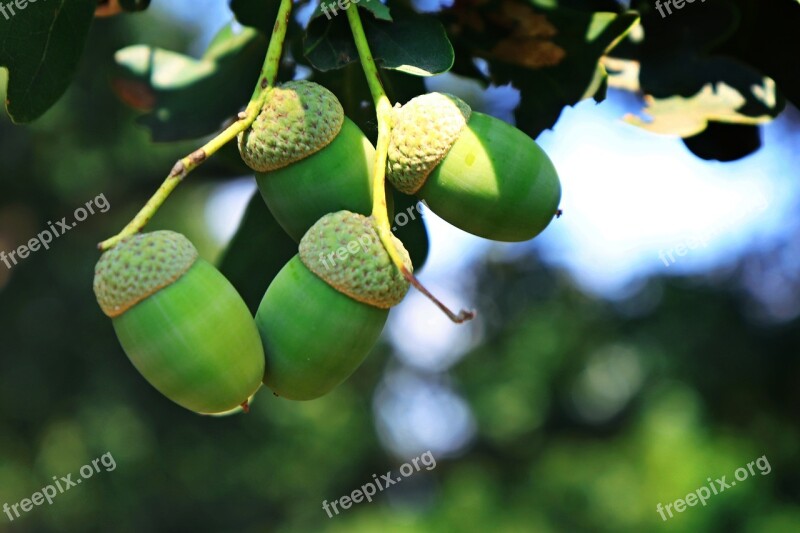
[727,0,800,108]
[0,0,96,123]
[229,0,282,33]
[112,24,270,141]
[218,193,297,314]
[304,9,454,76]
[310,62,426,137]
[368,14,454,76]
[311,0,392,23]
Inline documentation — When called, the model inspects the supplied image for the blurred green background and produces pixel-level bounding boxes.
[2,3,800,533]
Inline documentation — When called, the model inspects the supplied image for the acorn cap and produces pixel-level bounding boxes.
[238,80,344,172]
[387,93,472,194]
[298,211,411,309]
[94,231,198,318]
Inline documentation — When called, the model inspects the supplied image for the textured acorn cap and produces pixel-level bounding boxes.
[387,93,472,194]
[94,231,198,318]
[238,80,344,172]
[298,211,411,308]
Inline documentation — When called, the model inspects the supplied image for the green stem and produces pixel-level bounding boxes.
[345,7,393,245]
[346,6,474,323]
[98,0,294,251]
[254,0,294,96]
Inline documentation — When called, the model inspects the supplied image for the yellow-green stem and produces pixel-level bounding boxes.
[344,7,397,260]
[346,6,474,323]
[98,0,294,251]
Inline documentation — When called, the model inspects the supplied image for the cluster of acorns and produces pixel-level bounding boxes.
[93,81,562,415]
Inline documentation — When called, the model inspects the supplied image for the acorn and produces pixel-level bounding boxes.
[387,93,562,242]
[238,80,375,242]
[255,211,411,400]
[93,231,265,414]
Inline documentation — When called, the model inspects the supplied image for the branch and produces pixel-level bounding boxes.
[98,0,294,251]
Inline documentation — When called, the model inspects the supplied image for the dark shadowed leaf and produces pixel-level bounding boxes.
[608,2,785,140]
[391,189,430,271]
[304,8,453,76]
[682,122,762,162]
[310,62,426,139]
[112,24,270,141]
[725,0,800,108]
[0,0,95,123]
[444,1,638,137]
[218,192,298,314]
[229,0,283,32]
[119,0,152,12]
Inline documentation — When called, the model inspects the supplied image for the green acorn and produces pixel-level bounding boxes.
[256,211,411,400]
[238,80,375,241]
[387,93,562,242]
[93,231,265,414]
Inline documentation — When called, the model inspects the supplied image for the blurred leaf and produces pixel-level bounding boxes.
[682,122,762,162]
[625,79,778,137]
[218,193,297,313]
[637,55,784,122]
[445,1,639,136]
[214,138,262,176]
[112,24,269,141]
[724,0,800,108]
[640,0,741,53]
[304,9,454,76]
[0,0,95,123]
[603,56,640,92]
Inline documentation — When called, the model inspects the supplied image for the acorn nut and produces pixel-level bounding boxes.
[238,81,376,241]
[387,93,562,242]
[93,231,265,414]
[255,211,411,400]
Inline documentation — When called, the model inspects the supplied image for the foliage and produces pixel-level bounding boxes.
[1,1,799,531]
